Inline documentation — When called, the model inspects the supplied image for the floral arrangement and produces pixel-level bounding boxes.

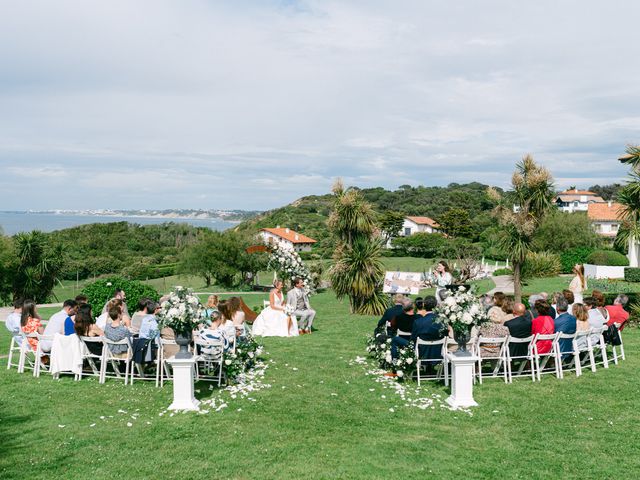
[157,286,206,334]
[434,286,488,335]
[267,243,314,295]
[366,334,416,381]
[221,333,264,382]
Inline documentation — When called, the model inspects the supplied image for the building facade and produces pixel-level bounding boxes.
[555,189,606,213]
[587,202,623,239]
[259,227,317,252]
[400,216,441,236]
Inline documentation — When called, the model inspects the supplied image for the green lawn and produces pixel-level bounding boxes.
[2,290,639,479]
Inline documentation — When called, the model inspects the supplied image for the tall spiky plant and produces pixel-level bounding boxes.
[328,180,387,315]
[490,155,555,302]
[615,145,640,255]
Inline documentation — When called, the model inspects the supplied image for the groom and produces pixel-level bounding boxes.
[287,277,316,335]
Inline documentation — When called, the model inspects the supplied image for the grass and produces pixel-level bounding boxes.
[2,290,639,479]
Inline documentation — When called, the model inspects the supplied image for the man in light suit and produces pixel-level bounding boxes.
[287,277,316,335]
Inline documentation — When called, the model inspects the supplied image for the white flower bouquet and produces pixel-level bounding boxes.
[267,243,314,295]
[434,286,488,337]
[158,286,206,335]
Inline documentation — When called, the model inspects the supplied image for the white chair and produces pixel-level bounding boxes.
[414,337,448,386]
[156,338,177,387]
[6,335,23,370]
[130,339,159,384]
[555,332,581,379]
[194,337,224,386]
[17,332,38,374]
[586,326,609,372]
[506,335,536,382]
[610,324,626,364]
[476,336,508,384]
[100,337,133,384]
[77,336,105,380]
[396,329,412,339]
[33,334,55,378]
[532,332,560,381]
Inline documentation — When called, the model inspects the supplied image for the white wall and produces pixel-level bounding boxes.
[584,263,625,279]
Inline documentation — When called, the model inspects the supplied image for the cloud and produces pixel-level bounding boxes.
[0,0,638,210]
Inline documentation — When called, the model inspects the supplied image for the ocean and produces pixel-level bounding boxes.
[0,212,235,235]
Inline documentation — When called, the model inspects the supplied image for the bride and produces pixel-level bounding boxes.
[252,279,299,337]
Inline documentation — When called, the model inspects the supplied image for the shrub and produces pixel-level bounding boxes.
[625,267,640,283]
[81,276,160,317]
[560,246,595,274]
[493,268,512,276]
[521,251,561,278]
[586,250,629,267]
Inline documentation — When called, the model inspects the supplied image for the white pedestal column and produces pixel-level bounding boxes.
[446,352,479,409]
[166,357,200,411]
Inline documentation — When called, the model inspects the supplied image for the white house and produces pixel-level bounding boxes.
[555,189,605,213]
[400,216,441,236]
[259,227,317,252]
[587,201,623,239]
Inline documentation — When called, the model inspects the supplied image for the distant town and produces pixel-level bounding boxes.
[0,209,261,222]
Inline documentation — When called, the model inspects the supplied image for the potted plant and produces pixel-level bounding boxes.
[435,287,488,355]
[158,286,206,359]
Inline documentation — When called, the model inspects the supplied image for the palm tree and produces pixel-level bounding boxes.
[13,231,64,302]
[616,145,640,262]
[490,155,555,302]
[328,180,387,315]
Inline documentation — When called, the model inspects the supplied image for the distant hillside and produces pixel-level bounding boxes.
[234,182,500,254]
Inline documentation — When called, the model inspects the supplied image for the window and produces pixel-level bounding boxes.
[612,224,619,232]
[404,227,412,236]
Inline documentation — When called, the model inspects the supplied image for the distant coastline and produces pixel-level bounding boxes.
[2,208,259,222]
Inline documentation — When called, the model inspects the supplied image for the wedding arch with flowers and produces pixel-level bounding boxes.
[267,243,314,294]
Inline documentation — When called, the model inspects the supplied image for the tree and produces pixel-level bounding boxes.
[0,234,16,305]
[13,231,64,303]
[532,210,601,253]
[616,145,640,262]
[377,210,405,244]
[588,183,623,201]
[328,180,387,315]
[391,233,447,258]
[437,208,474,238]
[490,155,555,302]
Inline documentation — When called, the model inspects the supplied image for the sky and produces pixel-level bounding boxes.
[0,0,638,211]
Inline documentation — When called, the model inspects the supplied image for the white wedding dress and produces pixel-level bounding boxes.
[252,292,299,337]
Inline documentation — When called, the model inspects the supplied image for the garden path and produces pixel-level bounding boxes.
[486,275,514,295]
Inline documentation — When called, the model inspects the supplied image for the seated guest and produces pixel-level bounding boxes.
[480,294,494,312]
[104,305,131,358]
[591,290,610,322]
[102,288,130,317]
[65,304,92,335]
[391,299,417,358]
[42,299,78,351]
[20,300,44,352]
[218,300,241,338]
[553,297,576,356]
[573,303,590,350]
[478,302,509,357]
[584,296,606,346]
[97,299,128,330]
[130,297,151,335]
[411,296,446,360]
[539,292,556,319]
[376,294,405,334]
[487,292,507,324]
[606,294,629,330]
[197,310,232,354]
[550,292,562,313]
[562,289,575,312]
[527,294,542,320]
[501,297,515,322]
[205,295,219,318]
[139,300,160,340]
[227,296,247,335]
[74,295,88,305]
[531,300,555,354]
[74,304,104,355]
[504,303,532,358]
[5,298,23,342]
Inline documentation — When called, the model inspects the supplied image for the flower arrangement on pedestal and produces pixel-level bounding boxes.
[435,287,488,353]
[366,335,416,381]
[267,243,314,294]
[158,286,206,359]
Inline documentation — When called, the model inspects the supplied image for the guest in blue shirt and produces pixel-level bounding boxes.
[411,296,447,361]
[139,300,160,340]
[554,296,577,357]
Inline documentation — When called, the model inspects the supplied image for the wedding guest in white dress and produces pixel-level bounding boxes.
[430,260,453,302]
[569,264,587,303]
[252,280,298,337]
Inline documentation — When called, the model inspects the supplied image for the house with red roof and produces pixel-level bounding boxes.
[555,188,605,213]
[587,201,624,239]
[259,227,317,252]
[400,216,441,236]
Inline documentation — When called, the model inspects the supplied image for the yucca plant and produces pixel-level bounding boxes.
[490,155,555,302]
[328,180,387,315]
[615,145,640,253]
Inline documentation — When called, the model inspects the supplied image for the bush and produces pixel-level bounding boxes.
[586,250,629,267]
[560,247,595,274]
[391,233,448,258]
[521,251,561,278]
[493,268,512,276]
[625,267,640,283]
[81,276,160,317]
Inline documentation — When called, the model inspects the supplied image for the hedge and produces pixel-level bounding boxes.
[560,247,595,274]
[625,267,640,283]
[586,250,629,267]
[81,276,160,317]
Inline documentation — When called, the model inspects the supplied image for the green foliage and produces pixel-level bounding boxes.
[179,230,267,288]
[615,145,640,249]
[437,208,474,239]
[625,267,640,283]
[12,231,64,303]
[560,246,596,274]
[478,226,508,260]
[0,234,17,305]
[391,233,447,258]
[493,268,512,276]
[377,210,405,243]
[522,251,561,278]
[588,183,623,201]
[81,276,159,318]
[329,181,387,315]
[586,250,629,266]
[532,211,601,253]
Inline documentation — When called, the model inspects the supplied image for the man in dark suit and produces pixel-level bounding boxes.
[376,293,405,335]
[504,303,533,358]
[553,296,576,357]
[411,296,447,361]
[390,299,417,358]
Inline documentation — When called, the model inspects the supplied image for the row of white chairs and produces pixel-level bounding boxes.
[7,331,231,388]
[408,325,626,385]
